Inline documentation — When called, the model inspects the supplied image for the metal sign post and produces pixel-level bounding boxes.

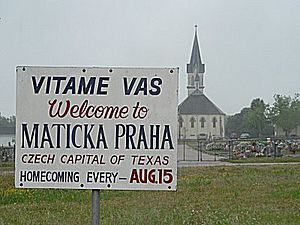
[92,190,100,225]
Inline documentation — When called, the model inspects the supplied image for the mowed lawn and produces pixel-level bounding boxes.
[1,165,300,225]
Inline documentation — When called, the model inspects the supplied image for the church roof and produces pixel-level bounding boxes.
[179,90,225,115]
[187,26,205,74]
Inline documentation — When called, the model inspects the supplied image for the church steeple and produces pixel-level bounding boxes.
[187,25,205,96]
[187,25,205,74]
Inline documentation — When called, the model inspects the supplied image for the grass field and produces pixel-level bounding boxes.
[0,162,14,172]
[1,165,300,225]
[226,157,300,163]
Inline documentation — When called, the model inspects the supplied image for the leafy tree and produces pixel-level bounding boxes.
[225,107,251,137]
[267,94,300,137]
[244,98,270,137]
[226,99,273,138]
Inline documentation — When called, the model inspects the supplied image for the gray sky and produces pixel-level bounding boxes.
[1,0,299,117]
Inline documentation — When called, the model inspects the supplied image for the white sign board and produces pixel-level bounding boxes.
[16,67,178,190]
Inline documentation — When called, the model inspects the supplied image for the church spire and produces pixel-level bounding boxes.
[186,25,205,96]
[187,25,205,74]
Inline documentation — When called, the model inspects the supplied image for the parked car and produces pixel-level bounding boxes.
[240,133,250,139]
[230,132,238,139]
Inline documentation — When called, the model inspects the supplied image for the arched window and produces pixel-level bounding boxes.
[212,117,217,128]
[200,117,205,128]
[190,117,196,128]
[178,116,184,128]
[191,75,195,86]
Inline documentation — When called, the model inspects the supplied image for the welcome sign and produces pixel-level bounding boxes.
[15,67,178,190]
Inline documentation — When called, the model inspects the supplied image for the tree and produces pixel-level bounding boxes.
[8,115,16,127]
[225,98,273,138]
[225,107,251,137]
[0,114,16,127]
[244,98,270,137]
[267,94,300,137]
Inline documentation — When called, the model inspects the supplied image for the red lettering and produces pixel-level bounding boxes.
[48,99,70,118]
[70,105,80,118]
[129,169,139,183]
[129,169,173,184]
[48,99,129,119]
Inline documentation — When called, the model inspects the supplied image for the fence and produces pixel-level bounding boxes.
[177,139,232,162]
[177,137,299,162]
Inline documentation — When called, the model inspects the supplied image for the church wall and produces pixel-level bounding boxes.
[178,114,225,140]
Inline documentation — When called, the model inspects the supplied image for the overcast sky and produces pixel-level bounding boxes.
[1,0,299,117]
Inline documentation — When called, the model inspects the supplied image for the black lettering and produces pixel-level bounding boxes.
[97,77,110,95]
[137,125,148,149]
[78,77,96,94]
[115,124,125,149]
[96,125,108,149]
[134,78,147,95]
[52,76,67,94]
[123,77,137,95]
[31,76,45,94]
[62,76,76,94]
[149,77,162,95]
[21,123,39,148]
[161,125,174,149]
[41,124,54,148]
[84,124,95,148]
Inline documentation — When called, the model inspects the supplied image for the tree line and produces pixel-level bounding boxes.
[226,94,300,138]
[0,115,16,128]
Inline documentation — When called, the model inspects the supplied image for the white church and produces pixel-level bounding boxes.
[178,27,226,140]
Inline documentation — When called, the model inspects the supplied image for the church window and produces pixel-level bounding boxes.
[191,75,194,85]
[178,116,184,128]
[212,117,217,128]
[190,117,196,128]
[200,117,205,128]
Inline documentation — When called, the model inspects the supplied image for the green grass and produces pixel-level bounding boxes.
[0,162,14,172]
[0,162,14,168]
[226,157,300,163]
[1,165,300,225]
